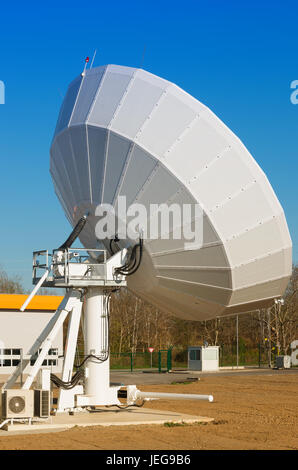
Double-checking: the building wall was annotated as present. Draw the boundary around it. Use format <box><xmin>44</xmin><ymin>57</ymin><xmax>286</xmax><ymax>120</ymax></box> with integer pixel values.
<box><xmin>0</xmin><ymin>310</ymin><xmax>63</xmax><ymax>375</ymax></box>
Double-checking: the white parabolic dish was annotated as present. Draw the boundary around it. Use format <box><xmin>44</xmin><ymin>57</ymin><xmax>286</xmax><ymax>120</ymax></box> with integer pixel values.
<box><xmin>50</xmin><ymin>65</ymin><xmax>292</xmax><ymax>321</ymax></box>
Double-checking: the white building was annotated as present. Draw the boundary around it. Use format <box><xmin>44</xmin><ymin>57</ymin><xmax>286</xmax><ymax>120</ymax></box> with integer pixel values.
<box><xmin>0</xmin><ymin>294</ymin><xmax>63</xmax><ymax>376</ymax></box>
<box><xmin>188</xmin><ymin>346</ymin><xmax>219</xmax><ymax>371</ymax></box>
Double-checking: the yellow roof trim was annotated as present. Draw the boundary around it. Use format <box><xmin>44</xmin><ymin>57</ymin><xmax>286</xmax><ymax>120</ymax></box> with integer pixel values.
<box><xmin>0</xmin><ymin>294</ymin><xmax>63</xmax><ymax>311</ymax></box>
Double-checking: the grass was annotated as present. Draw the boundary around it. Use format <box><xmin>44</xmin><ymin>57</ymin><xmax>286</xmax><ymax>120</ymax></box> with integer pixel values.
<box><xmin>170</xmin><ymin>381</ymin><xmax>193</xmax><ymax>385</ymax></box>
<box><xmin>163</xmin><ymin>420</ymin><xmax>216</xmax><ymax>427</ymax></box>
<box><xmin>163</xmin><ymin>421</ymin><xmax>188</xmax><ymax>427</ymax></box>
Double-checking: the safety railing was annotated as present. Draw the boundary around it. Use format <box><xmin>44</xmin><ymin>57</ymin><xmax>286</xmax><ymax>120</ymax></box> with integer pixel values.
<box><xmin>32</xmin><ymin>248</ymin><xmax>109</xmax><ymax>286</ymax></box>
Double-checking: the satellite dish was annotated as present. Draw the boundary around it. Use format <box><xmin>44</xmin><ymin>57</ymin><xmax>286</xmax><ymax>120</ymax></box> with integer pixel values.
<box><xmin>50</xmin><ymin>64</ymin><xmax>292</xmax><ymax>321</ymax></box>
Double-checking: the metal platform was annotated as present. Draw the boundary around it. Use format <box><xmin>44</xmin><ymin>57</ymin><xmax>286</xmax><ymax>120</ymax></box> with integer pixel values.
<box><xmin>32</xmin><ymin>247</ymin><xmax>127</xmax><ymax>288</ymax></box>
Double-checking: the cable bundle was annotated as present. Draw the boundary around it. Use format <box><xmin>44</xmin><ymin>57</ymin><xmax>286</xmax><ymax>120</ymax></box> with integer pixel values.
<box><xmin>50</xmin><ymin>369</ymin><xmax>84</xmax><ymax>390</ymax></box>
<box><xmin>74</xmin><ymin>352</ymin><xmax>109</xmax><ymax>369</ymax></box>
<box><xmin>51</xmin><ymin>290</ymin><xmax>116</xmax><ymax>390</ymax></box>
<box><xmin>114</xmin><ymin>237</ymin><xmax>143</xmax><ymax>276</ymax></box>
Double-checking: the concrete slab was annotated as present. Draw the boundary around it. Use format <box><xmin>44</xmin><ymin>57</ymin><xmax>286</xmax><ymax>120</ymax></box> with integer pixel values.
<box><xmin>1</xmin><ymin>408</ymin><xmax>213</xmax><ymax>434</ymax></box>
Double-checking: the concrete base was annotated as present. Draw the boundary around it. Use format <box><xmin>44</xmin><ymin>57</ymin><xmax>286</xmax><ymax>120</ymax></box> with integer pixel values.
<box><xmin>1</xmin><ymin>408</ymin><xmax>213</xmax><ymax>434</ymax></box>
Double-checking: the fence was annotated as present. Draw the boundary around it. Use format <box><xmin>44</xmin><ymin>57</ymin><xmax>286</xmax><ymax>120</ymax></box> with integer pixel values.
<box><xmin>73</xmin><ymin>349</ymin><xmax>173</xmax><ymax>373</ymax></box>
<box><xmin>218</xmin><ymin>343</ymin><xmax>275</xmax><ymax>367</ymax></box>
<box><xmin>109</xmin><ymin>349</ymin><xmax>172</xmax><ymax>372</ymax></box>
<box><xmin>74</xmin><ymin>342</ymin><xmax>278</xmax><ymax>373</ymax></box>
<box><xmin>172</xmin><ymin>343</ymin><xmax>277</xmax><ymax>369</ymax></box>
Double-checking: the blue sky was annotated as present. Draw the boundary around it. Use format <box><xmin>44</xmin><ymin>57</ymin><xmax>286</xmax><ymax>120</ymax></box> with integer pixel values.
<box><xmin>0</xmin><ymin>0</ymin><xmax>297</xmax><ymax>291</ymax></box>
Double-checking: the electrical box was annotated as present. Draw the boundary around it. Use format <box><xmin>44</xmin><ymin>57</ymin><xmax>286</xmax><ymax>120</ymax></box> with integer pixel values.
<box><xmin>188</xmin><ymin>346</ymin><xmax>219</xmax><ymax>371</ymax></box>
<box><xmin>275</xmin><ymin>355</ymin><xmax>291</xmax><ymax>369</ymax></box>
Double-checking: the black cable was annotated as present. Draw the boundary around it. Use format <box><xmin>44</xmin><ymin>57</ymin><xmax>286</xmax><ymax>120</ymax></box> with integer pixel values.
<box><xmin>109</xmin><ymin>239</ymin><xmax>115</xmax><ymax>255</ymax></box>
<box><xmin>115</xmin><ymin>237</ymin><xmax>143</xmax><ymax>276</ymax></box>
<box><xmin>58</xmin><ymin>213</ymin><xmax>89</xmax><ymax>251</ymax></box>
<box><xmin>115</xmin><ymin>245</ymin><xmax>137</xmax><ymax>273</ymax></box>
<box><xmin>74</xmin><ymin>353</ymin><xmax>109</xmax><ymax>369</ymax></box>
<box><xmin>73</xmin><ymin>288</ymin><xmax>118</xmax><ymax>371</ymax></box>
<box><xmin>113</xmin><ymin>238</ymin><xmax>140</xmax><ymax>273</ymax></box>
<box><xmin>123</xmin><ymin>240</ymin><xmax>143</xmax><ymax>276</ymax></box>
<box><xmin>113</xmin><ymin>401</ymin><xmax>145</xmax><ymax>409</ymax></box>
<box><xmin>87</xmin><ymin>400</ymin><xmax>145</xmax><ymax>412</ymax></box>
<box><xmin>50</xmin><ymin>369</ymin><xmax>84</xmax><ymax>390</ymax></box>
<box><xmin>109</xmin><ymin>235</ymin><xmax>120</xmax><ymax>255</ymax></box>
<box><xmin>126</xmin><ymin>237</ymin><xmax>143</xmax><ymax>274</ymax></box>
<box><xmin>122</xmin><ymin>243</ymin><xmax>139</xmax><ymax>271</ymax></box>
<box><xmin>52</xmin><ymin>288</ymin><xmax>119</xmax><ymax>390</ymax></box>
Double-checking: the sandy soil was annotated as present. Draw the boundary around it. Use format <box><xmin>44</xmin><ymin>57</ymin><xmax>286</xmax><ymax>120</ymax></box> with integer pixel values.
<box><xmin>0</xmin><ymin>373</ymin><xmax>297</xmax><ymax>450</ymax></box>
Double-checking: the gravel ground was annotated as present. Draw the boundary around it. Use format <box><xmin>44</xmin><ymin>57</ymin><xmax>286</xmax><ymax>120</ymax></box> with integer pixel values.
<box><xmin>0</xmin><ymin>372</ymin><xmax>297</xmax><ymax>450</ymax></box>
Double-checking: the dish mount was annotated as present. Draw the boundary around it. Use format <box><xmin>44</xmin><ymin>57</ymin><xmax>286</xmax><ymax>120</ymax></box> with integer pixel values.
<box><xmin>2</xmin><ymin>229</ymin><xmax>213</xmax><ymax>413</ymax></box>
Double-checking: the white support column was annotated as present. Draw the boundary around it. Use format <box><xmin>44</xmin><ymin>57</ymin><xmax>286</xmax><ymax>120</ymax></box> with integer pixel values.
<box><xmin>61</xmin><ymin>299</ymin><xmax>83</xmax><ymax>383</ymax></box>
<box><xmin>84</xmin><ymin>288</ymin><xmax>109</xmax><ymax>396</ymax></box>
<box><xmin>20</xmin><ymin>269</ymin><xmax>50</xmax><ymax>312</ymax></box>
<box><xmin>57</xmin><ymin>296</ymin><xmax>83</xmax><ymax>412</ymax></box>
<box><xmin>22</xmin><ymin>290</ymin><xmax>81</xmax><ymax>390</ymax></box>
<box><xmin>76</xmin><ymin>287</ymin><xmax>120</xmax><ymax>407</ymax></box>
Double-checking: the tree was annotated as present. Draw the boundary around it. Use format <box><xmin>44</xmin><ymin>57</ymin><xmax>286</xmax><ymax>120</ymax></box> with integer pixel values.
<box><xmin>0</xmin><ymin>268</ymin><xmax>24</xmax><ymax>294</ymax></box>
<box><xmin>271</xmin><ymin>265</ymin><xmax>298</xmax><ymax>354</ymax></box>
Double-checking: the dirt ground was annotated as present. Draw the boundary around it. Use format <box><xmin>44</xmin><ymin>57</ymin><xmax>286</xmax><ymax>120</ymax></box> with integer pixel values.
<box><xmin>0</xmin><ymin>373</ymin><xmax>297</xmax><ymax>450</ymax></box>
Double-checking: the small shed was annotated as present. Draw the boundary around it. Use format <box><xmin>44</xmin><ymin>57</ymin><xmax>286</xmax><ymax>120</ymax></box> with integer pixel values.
<box><xmin>188</xmin><ymin>346</ymin><xmax>219</xmax><ymax>371</ymax></box>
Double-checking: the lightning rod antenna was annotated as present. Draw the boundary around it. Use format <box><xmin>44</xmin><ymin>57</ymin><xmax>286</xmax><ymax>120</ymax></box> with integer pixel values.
<box><xmin>90</xmin><ymin>49</ymin><xmax>97</xmax><ymax>69</ymax></box>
